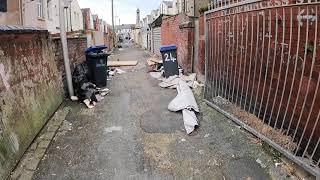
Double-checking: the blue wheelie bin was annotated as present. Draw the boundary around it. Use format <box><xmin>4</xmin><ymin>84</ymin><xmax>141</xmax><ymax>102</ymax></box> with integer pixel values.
<box><xmin>85</xmin><ymin>45</ymin><xmax>109</xmax><ymax>88</ymax></box>
<box><xmin>160</xmin><ymin>45</ymin><xmax>179</xmax><ymax>78</ymax></box>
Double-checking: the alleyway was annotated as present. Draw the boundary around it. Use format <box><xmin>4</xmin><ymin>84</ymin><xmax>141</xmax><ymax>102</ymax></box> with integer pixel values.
<box><xmin>32</xmin><ymin>44</ymin><xmax>289</xmax><ymax>180</ymax></box>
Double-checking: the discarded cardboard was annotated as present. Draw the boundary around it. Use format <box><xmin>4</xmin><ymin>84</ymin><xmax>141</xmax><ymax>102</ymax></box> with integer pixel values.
<box><xmin>147</xmin><ymin>59</ymin><xmax>157</xmax><ymax>66</ymax></box>
<box><xmin>108</xmin><ymin>61</ymin><xmax>138</xmax><ymax>67</ymax></box>
<box><xmin>148</xmin><ymin>57</ymin><xmax>162</xmax><ymax>64</ymax></box>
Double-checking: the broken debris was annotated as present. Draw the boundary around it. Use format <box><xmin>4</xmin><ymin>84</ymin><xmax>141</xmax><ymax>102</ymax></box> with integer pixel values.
<box><xmin>108</xmin><ymin>68</ymin><xmax>126</xmax><ymax>77</ymax></box>
<box><xmin>104</xmin><ymin>126</ymin><xmax>123</xmax><ymax>133</ymax></box>
<box><xmin>182</xmin><ymin>109</ymin><xmax>199</xmax><ymax>134</ymax></box>
<box><xmin>150</xmin><ymin>70</ymin><xmax>202</xmax><ymax>89</ymax></box>
<box><xmin>168</xmin><ymin>80</ymin><xmax>199</xmax><ymax>113</ymax></box>
<box><xmin>168</xmin><ymin>80</ymin><xmax>200</xmax><ymax>134</ymax></box>
<box><xmin>146</xmin><ymin>55</ymin><xmax>202</xmax><ymax>134</ymax></box>
<box><xmin>108</xmin><ymin>60</ymin><xmax>138</xmax><ymax>67</ymax></box>
<box><xmin>72</xmin><ymin>63</ymin><xmax>111</xmax><ymax>109</ymax></box>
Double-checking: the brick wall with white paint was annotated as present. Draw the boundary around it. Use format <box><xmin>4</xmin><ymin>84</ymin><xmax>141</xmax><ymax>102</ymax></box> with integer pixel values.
<box><xmin>0</xmin><ymin>30</ymin><xmax>63</xmax><ymax>179</ymax></box>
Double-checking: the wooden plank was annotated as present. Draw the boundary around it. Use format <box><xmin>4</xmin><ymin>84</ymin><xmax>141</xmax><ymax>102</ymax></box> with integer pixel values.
<box><xmin>148</xmin><ymin>57</ymin><xmax>163</xmax><ymax>64</ymax></box>
<box><xmin>147</xmin><ymin>59</ymin><xmax>156</xmax><ymax>66</ymax></box>
<box><xmin>107</xmin><ymin>61</ymin><xmax>138</xmax><ymax>67</ymax></box>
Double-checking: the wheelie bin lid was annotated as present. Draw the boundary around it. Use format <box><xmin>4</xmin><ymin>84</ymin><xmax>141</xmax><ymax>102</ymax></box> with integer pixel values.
<box><xmin>160</xmin><ymin>45</ymin><xmax>177</xmax><ymax>52</ymax></box>
<box><xmin>85</xmin><ymin>45</ymin><xmax>108</xmax><ymax>54</ymax></box>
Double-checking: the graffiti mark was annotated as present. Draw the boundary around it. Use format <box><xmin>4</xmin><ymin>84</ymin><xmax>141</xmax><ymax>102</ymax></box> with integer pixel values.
<box><xmin>297</xmin><ymin>9</ymin><xmax>317</xmax><ymax>27</ymax></box>
<box><xmin>0</xmin><ymin>64</ymin><xmax>10</xmax><ymax>91</ymax></box>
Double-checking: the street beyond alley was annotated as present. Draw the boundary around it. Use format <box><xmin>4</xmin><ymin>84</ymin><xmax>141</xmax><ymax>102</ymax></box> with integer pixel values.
<box><xmin>29</xmin><ymin>44</ymin><xmax>292</xmax><ymax>180</ymax></box>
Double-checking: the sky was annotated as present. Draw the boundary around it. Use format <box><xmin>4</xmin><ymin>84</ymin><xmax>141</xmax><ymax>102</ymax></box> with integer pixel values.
<box><xmin>78</xmin><ymin>0</ymin><xmax>162</xmax><ymax>25</ymax></box>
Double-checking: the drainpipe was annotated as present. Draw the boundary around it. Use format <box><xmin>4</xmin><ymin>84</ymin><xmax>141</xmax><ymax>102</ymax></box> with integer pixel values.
<box><xmin>65</xmin><ymin>7</ymin><xmax>69</xmax><ymax>32</ymax></box>
<box><xmin>59</xmin><ymin>0</ymin><xmax>74</xmax><ymax>97</ymax></box>
<box><xmin>69</xmin><ymin>5</ymin><xmax>72</xmax><ymax>31</ymax></box>
<box><xmin>193</xmin><ymin>0</ymin><xmax>195</xmax><ymax>17</ymax></box>
<box><xmin>19</xmin><ymin>0</ymin><xmax>23</xmax><ymax>25</ymax></box>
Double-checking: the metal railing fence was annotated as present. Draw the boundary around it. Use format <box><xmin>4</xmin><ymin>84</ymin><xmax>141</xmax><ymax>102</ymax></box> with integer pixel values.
<box><xmin>204</xmin><ymin>0</ymin><xmax>320</xmax><ymax>177</ymax></box>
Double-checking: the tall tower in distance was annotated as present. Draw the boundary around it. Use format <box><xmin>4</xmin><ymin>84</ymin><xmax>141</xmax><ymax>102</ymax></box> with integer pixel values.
<box><xmin>136</xmin><ymin>8</ymin><xmax>140</xmax><ymax>27</ymax></box>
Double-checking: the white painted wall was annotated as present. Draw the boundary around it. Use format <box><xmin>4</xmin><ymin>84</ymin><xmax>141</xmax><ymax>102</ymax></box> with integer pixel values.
<box><xmin>65</xmin><ymin>0</ymin><xmax>83</xmax><ymax>32</ymax></box>
<box><xmin>23</xmin><ymin>0</ymin><xmax>48</xmax><ymax>29</ymax></box>
<box><xmin>159</xmin><ymin>2</ymin><xmax>175</xmax><ymax>15</ymax></box>
<box><xmin>92</xmin><ymin>31</ymin><xmax>104</xmax><ymax>45</ymax></box>
<box><xmin>88</xmin><ymin>12</ymin><xmax>94</xmax><ymax>30</ymax></box>
<box><xmin>173</xmin><ymin>0</ymin><xmax>180</xmax><ymax>14</ymax></box>
<box><xmin>47</xmin><ymin>0</ymin><xmax>83</xmax><ymax>33</ymax></box>
<box><xmin>172</xmin><ymin>0</ymin><xmax>195</xmax><ymax>16</ymax></box>
<box><xmin>47</xmin><ymin>0</ymin><xmax>60</xmax><ymax>33</ymax></box>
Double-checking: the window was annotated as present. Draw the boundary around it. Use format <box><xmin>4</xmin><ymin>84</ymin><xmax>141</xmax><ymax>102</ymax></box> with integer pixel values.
<box><xmin>37</xmin><ymin>0</ymin><xmax>44</xmax><ymax>18</ymax></box>
<box><xmin>0</xmin><ymin>0</ymin><xmax>7</xmax><ymax>12</ymax></box>
<box><xmin>47</xmin><ymin>0</ymin><xmax>51</xmax><ymax>20</ymax></box>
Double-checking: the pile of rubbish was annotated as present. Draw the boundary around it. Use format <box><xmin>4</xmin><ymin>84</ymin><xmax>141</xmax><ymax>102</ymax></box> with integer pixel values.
<box><xmin>72</xmin><ymin>62</ymin><xmax>111</xmax><ymax>109</ymax></box>
<box><xmin>148</xmin><ymin>57</ymin><xmax>204</xmax><ymax>134</ymax></box>
<box><xmin>72</xmin><ymin>62</ymin><xmax>126</xmax><ymax>109</ymax></box>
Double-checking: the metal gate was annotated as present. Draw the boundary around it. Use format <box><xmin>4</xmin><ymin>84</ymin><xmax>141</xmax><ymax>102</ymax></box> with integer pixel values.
<box><xmin>204</xmin><ymin>0</ymin><xmax>320</xmax><ymax>177</ymax></box>
<box><xmin>152</xmin><ymin>27</ymin><xmax>162</xmax><ymax>56</ymax></box>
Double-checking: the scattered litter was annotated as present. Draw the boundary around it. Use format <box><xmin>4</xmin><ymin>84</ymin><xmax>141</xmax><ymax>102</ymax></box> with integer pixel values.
<box><xmin>150</xmin><ymin>72</ymin><xmax>163</xmax><ymax>79</ymax></box>
<box><xmin>199</xmin><ymin>150</ymin><xmax>205</xmax><ymax>155</ymax></box>
<box><xmin>159</xmin><ymin>75</ymin><xmax>180</xmax><ymax>88</ymax></box>
<box><xmin>146</xmin><ymin>56</ymin><xmax>164</xmax><ymax>72</ymax></box>
<box><xmin>256</xmin><ymin>158</ymin><xmax>267</xmax><ymax>168</ymax></box>
<box><xmin>60</xmin><ymin>120</ymin><xmax>73</xmax><ymax>131</ymax></box>
<box><xmin>115</xmin><ymin>68</ymin><xmax>126</xmax><ymax>74</ymax></box>
<box><xmin>72</xmin><ymin>63</ymin><xmax>110</xmax><ymax>109</ymax></box>
<box><xmin>147</xmin><ymin>56</ymin><xmax>202</xmax><ymax>134</ymax></box>
<box><xmin>108</xmin><ymin>68</ymin><xmax>126</xmax><ymax>77</ymax></box>
<box><xmin>148</xmin><ymin>57</ymin><xmax>162</xmax><ymax>64</ymax></box>
<box><xmin>192</xmin><ymin>81</ymin><xmax>205</xmax><ymax>89</ymax></box>
<box><xmin>204</xmin><ymin>134</ymin><xmax>210</xmax><ymax>138</ymax></box>
<box><xmin>168</xmin><ymin>80</ymin><xmax>199</xmax><ymax>113</ymax></box>
<box><xmin>150</xmin><ymin>71</ymin><xmax>202</xmax><ymax>90</ymax></box>
<box><xmin>275</xmin><ymin>162</ymin><xmax>283</xmax><ymax>167</ymax></box>
<box><xmin>168</xmin><ymin>80</ymin><xmax>200</xmax><ymax>134</ymax></box>
<box><xmin>182</xmin><ymin>109</ymin><xmax>199</xmax><ymax>134</ymax></box>
<box><xmin>147</xmin><ymin>59</ymin><xmax>157</xmax><ymax>66</ymax></box>
<box><xmin>181</xmin><ymin>139</ymin><xmax>186</xmax><ymax>142</ymax></box>
<box><xmin>70</xmin><ymin>96</ymin><xmax>79</xmax><ymax>101</ymax></box>
<box><xmin>108</xmin><ymin>60</ymin><xmax>138</xmax><ymax>67</ymax></box>
<box><xmin>180</xmin><ymin>73</ymin><xmax>196</xmax><ymax>82</ymax></box>
<box><xmin>104</xmin><ymin>126</ymin><xmax>123</xmax><ymax>133</ymax></box>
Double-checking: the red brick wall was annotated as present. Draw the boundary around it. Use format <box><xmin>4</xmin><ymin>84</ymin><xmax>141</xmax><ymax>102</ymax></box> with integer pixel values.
<box><xmin>105</xmin><ymin>33</ymin><xmax>113</xmax><ymax>50</ymax></box>
<box><xmin>82</xmin><ymin>9</ymin><xmax>91</xmax><ymax>30</ymax></box>
<box><xmin>53</xmin><ymin>37</ymin><xmax>87</xmax><ymax>91</ymax></box>
<box><xmin>196</xmin><ymin>14</ymin><xmax>205</xmax><ymax>76</ymax></box>
<box><xmin>0</xmin><ymin>31</ymin><xmax>63</xmax><ymax>179</ymax></box>
<box><xmin>161</xmin><ymin>14</ymin><xmax>195</xmax><ymax>73</ymax></box>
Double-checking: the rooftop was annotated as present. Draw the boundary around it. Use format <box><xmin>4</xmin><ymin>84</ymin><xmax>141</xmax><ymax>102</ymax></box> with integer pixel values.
<box><xmin>0</xmin><ymin>25</ymin><xmax>46</xmax><ymax>33</ymax></box>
